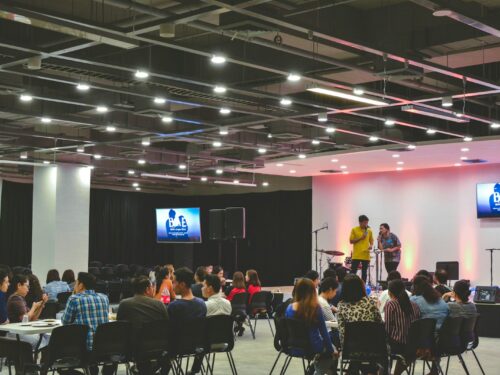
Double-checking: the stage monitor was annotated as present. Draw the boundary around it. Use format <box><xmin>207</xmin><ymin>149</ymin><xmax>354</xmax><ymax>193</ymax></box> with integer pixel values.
<box><xmin>156</xmin><ymin>208</ymin><xmax>202</xmax><ymax>243</ymax></box>
<box><xmin>474</xmin><ymin>286</ymin><xmax>497</xmax><ymax>304</ymax></box>
<box><xmin>476</xmin><ymin>183</ymin><xmax>500</xmax><ymax>218</ymax></box>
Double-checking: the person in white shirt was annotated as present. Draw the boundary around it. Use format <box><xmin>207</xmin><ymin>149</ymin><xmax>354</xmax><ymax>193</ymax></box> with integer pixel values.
<box><xmin>318</xmin><ymin>277</ymin><xmax>339</xmax><ymax>321</ymax></box>
<box><xmin>203</xmin><ymin>274</ymin><xmax>232</xmax><ymax>316</ymax></box>
<box><xmin>379</xmin><ymin>270</ymin><xmax>411</xmax><ymax>320</ymax></box>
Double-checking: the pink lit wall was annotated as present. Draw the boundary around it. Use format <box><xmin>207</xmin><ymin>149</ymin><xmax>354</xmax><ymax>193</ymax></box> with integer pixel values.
<box><xmin>312</xmin><ymin>163</ymin><xmax>500</xmax><ymax>285</ymax></box>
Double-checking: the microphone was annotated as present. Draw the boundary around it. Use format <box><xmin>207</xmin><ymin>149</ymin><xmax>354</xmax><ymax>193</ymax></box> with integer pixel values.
<box><xmin>323</xmin><ymin>222</ymin><xmax>329</xmax><ymax>230</ymax></box>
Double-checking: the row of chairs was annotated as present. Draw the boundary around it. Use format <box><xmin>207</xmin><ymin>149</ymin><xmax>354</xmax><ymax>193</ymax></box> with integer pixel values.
<box><xmin>0</xmin><ymin>315</ymin><xmax>238</xmax><ymax>375</ymax></box>
<box><xmin>230</xmin><ymin>291</ymin><xmax>276</xmax><ymax>340</ymax></box>
<box><xmin>270</xmin><ymin>315</ymin><xmax>484</xmax><ymax>375</ymax></box>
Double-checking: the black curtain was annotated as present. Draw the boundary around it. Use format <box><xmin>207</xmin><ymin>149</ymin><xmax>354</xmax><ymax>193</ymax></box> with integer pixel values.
<box><xmin>90</xmin><ymin>189</ymin><xmax>312</xmax><ymax>286</ymax></box>
<box><xmin>0</xmin><ymin>181</ymin><xmax>33</xmax><ymax>266</ymax></box>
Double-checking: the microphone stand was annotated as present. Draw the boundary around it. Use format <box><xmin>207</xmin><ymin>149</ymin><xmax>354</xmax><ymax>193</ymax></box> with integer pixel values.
<box><xmin>312</xmin><ymin>225</ymin><xmax>328</xmax><ymax>272</ymax></box>
<box><xmin>485</xmin><ymin>248</ymin><xmax>500</xmax><ymax>286</ymax></box>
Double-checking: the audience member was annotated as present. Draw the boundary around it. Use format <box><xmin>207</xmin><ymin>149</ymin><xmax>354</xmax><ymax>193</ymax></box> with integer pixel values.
<box><xmin>191</xmin><ymin>266</ymin><xmax>207</xmax><ymax>299</ymax></box>
<box><xmin>212</xmin><ymin>265</ymin><xmax>227</xmax><ymax>288</ymax></box>
<box><xmin>44</xmin><ymin>269</ymin><xmax>71</xmax><ymax>301</ymax></box>
<box><xmin>203</xmin><ymin>274</ymin><xmax>231</xmax><ymax>316</ymax></box>
<box><xmin>154</xmin><ymin>266</ymin><xmax>176</xmax><ymax>303</ymax></box>
<box><xmin>410</xmin><ymin>276</ymin><xmax>449</xmax><ymax>330</ymax></box>
<box><xmin>384</xmin><ymin>280</ymin><xmax>420</xmax><ymax>375</ymax></box>
<box><xmin>0</xmin><ymin>269</ymin><xmax>9</xmax><ymax>324</ymax></box>
<box><xmin>443</xmin><ymin>280</ymin><xmax>477</xmax><ymax>318</ymax></box>
<box><xmin>205</xmin><ymin>265</ymin><xmax>213</xmax><ymax>274</ymax></box>
<box><xmin>331</xmin><ymin>267</ymin><xmax>347</xmax><ymax>307</ymax></box>
<box><xmin>25</xmin><ymin>274</ymin><xmax>45</xmax><ymax>309</ymax></box>
<box><xmin>434</xmin><ymin>269</ymin><xmax>452</xmax><ymax>296</ymax></box>
<box><xmin>246</xmin><ymin>269</ymin><xmax>262</xmax><ymax>303</ymax></box>
<box><xmin>285</xmin><ymin>278</ymin><xmax>337</xmax><ymax>375</ymax></box>
<box><xmin>62</xmin><ymin>269</ymin><xmax>76</xmax><ymax>290</ymax></box>
<box><xmin>378</xmin><ymin>271</ymin><xmax>411</xmax><ymax>319</ymax></box>
<box><xmin>322</xmin><ymin>268</ymin><xmax>337</xmax><ymax>281</ymax></box>
<box><xmin>304</xmin><ymin>270</ymin><xmax>320</xmax><ymax>289</ymax></box>
<box><xmin>318</xmin><ymin>277</ymin><xmax>338</xmax><ymax>321</ymax></box>
<box><xmin>225</xmin><ymin>271</ymin><xmax>246</xmax><ymax>301</ymax></box>
<box><xmin>415</xmin><ymin>269</ymin><xmax>432</xmax><ymax>282</ymax></box>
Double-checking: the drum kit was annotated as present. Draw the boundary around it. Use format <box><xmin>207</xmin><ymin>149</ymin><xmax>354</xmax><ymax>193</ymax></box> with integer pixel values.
<box><xmin>315</xmin><ymin>249</ymin><xmax>378</xmax><ymax>281</ymax></box>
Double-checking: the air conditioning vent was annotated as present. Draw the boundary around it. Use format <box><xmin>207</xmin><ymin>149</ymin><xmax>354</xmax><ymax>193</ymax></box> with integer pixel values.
<box><xmin>320</xmin><ymin>169</ymin><xmax>342</xmax><ymax>173</ymax></box>
<box><xmin>463</xmin><ymin>159</ymin><xmax>487</xmax><ymax>164</ymax></box>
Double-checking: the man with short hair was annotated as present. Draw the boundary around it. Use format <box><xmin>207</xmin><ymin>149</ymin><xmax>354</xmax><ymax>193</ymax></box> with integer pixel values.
<box><xmin>349</xmin><ymin>214</ymin><xmax>374</xmax><ymax>283</ymax></box>
<box><xmin>434</xmin><ymin>269</ymin><xmax>452</xmax><ymax>296</ymax></box>
<box><xmin>318</xmin><ymin>277</ymin><xmax>339</xmax><ymax>320</ymax></box>
<box><xmin>192</xmin><ymin>266</ymin><xmax>207</xmax><ymax>299</ymax></box>
<box><xmin>203</xmin><ymin>274</ymin><xmax>231</xmax><ymax>316</ymax></box>
<box><xmin>304</xmin><ymin>270</ymin><xmax>320</xmax><ymax>289</ymax></box>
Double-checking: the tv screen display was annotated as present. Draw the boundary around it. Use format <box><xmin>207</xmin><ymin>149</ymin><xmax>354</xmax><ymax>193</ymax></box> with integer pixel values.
<box><xmin>156</xmin><ymin>208</ymin><xmax>202</xmax><ymax>243</ymax></box>
<box><xmin>476</xmin><ymin>183</ymin><xmax>500</xmax><ymax>218</ymax></box>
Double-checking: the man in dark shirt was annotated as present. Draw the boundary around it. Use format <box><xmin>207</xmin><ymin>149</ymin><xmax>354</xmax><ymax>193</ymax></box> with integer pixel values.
<box><xmin>434</xmin><ymin>269</ymin><xmax>452</xmax><ymax>296</ymax></box>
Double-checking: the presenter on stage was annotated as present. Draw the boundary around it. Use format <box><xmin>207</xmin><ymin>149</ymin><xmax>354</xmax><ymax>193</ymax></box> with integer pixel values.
<box><xmin>349</xmin><ymin>215</ymin><xmax>373</xmax><ymax>282</ymax></box>
<box><xmin>377</xmin><ymin>223</ymin><xmax>401</xmax><ymax>273</ymax></box>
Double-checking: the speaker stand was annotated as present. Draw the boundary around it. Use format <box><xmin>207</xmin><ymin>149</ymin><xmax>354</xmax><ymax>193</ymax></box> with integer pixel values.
<box><xmin>234</xmin><ymin>239</ymin><xmax>238</xmax><ymax>273</ymax></box>
<box><xmin>218</xmin><ymin>241</ymin><xmax>222</xmax><ymax>266</ymax></box>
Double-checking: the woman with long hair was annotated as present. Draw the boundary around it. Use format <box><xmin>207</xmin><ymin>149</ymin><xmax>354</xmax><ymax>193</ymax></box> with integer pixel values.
<box><xmin>245</xmin><ymin>269</ymin><xmax>261</xmax><ymax>302</ymax></box>
<box><xmin>62</xmin><ymin>269</ymin><xmax>76</xmax><ymax>290</ymax></box>
<box><xmin>411</xmin><ymin>276</ymin><xmax>449</xmax><ymax>330</ymax></box>
<box><xmin>385</xmin><ymin>279</ymin><xmax>421</xmax><ymax>375</ymax></box>
<box><xmin>154</xmin><ymin>266</ymin><xmax>176</xmax><ymax>303</ymax></box>
<box><xmin>44</xmin><ymin>269</ymin><xmax>71</xmax><ymax>301</ymax></box>
<box><xmin>25</xmin><ymin>274</ymin><xmax>45</xmax><ymax>308</ymax></box>
<box><xmin>285</xmin><ymin>278</ymin><xmax>337</xmax><ymax>374</ymax></box>
<box><xmin>226</xmin><ymin>271</ymin><xmax>246</xmax><ymax>301</ymax></box>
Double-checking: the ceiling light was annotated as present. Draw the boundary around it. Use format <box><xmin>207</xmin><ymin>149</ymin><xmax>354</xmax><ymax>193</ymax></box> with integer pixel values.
<box><xmin>298</xmin><ymin>154</ymin><xmax>306</xmax><ymax>159</ymax></box>
<box><xmin>213</xmin><ymin>141</ymin><xmax>222</xmax><ymax>147</ymax></box>
<box><xmin>96</xmin><ymin>105</ymin><xmax>108</xmax><ymax>113</ymax></box>
<box><xmin>134</xmin><ymin>69</ymin><xmax>149</xmax><ymax>79</ymax></box>
<box><xmin>311</xmin><ymin>139</ymin><xmax>320</xmax><ymax>145</ymax></box>
<box><xmin>331</xmin><ymin>159</ymin><xmax>338</xmax><ymax>163</ymax></box>
<box><xmin>138</xmin><ymin>159</ymin><xmax>146</xmax><ymax>165</ymax></box>
<box><xmin>132</xmin><ymin>182</ymin><xmax>139</xmax><ymax>187</ymax></box>
<box><xmin>215</xmin><ymin>168</ymin><xmax>223</xmax><ymax>174</ymax></box>
<box><xmin>262</xmin><ymin>182</ymin><xmax>269</xmax><ymax>187</ymax></box>
<box><xmin>342</xmin><ymin>171</ymin><xmax>349</xmax><ymax>175</ymax></box>
<box><xmin>340</xmin><ymin>165</ymin><xmax>347</xmax><ymax>169</ymax></box>
<box><xmin>461</xmin><ymin>148</ymin><xmax>469</xmax><ymax>152</ymax></box>
<box><xmin>76</xmin><ymin>83</ymin><xmax>90</xmax><ymax>91</ymax></box>
<box><xmin>396</xmin><ymin>167</ymin><xmax>403</xmax><ymax>171</ymax></box>
<box><xmin>267</xmin><ymin>133</ymin><xmax>273</xmax><ymax>138</ymax></box>
<box><xmin>94</xmin><ymin>154</ymin><xmax>102</xmax><ymax>159</ymax></box>
<box><xmin>460</xmin><ymin>156</ymin><xmax>467</xmax><ymax>160</ymax></box>
<box><xmin>407</xmin><ymin>144</ymin><xmax>416</xmax><ymax>150</ymax></box>
<box><xmin>276</xmin><ymin>163</ymin><xmax>283</xmax><ymax>167</ymax></box>
<box><xmin>141</xmin><ymin>173</ymin><xmax>191</xmax><ymax>181</ymax></box>
<box><xmin>106</xmin><ymin>125</ymin><xmax>116</xmax><ymax>132</ymax></box>
<box><xmin>154</xmin><ymin>97</ymin><xmax>166</xmax><ymax>104</ymax></box>
<box><xmin>43</xmin><ymin>160</ymin><xmax>50</xmax><ymax>165</ymax></box>
<box><xmin>369</xmin><ymin>136</ymin><xmax>379</xmax><ymax>142</ymax></box>
<box><xmin>353</xmin><ymin>87</ymin><xmax>365</xmax><ymax>96</ymax></box>
<box><xmin>326</xmin><ymin>127</ymin><xmax>336</xmax><ymax>133</ymax></box>
<box><xmin>401</xmin><ymin>105</ymin><xmax>469</xmax><ymax>123</ymax></box>
<box><xmin>213</xmin><ymin>85</ymin><xmax>227</xmax><ymax>94</ymax></box>
<box><xmin>454</xmin><ymin>163</ymin><xmax>461</xmax><ymax>167</ymax></box>
<box><xmin>214</xmin><ymin>180</ymin><xmax>257</xmax><ymax>187</ymax></box>
<box><xmin>179</xmin><ymin>164</ymin><xmax>187</xmax><ymax>170</ymax></box>
<box><xmin>397</xmin><ymin>161</ymin><xmax>404</xmax><ymax>165</ymax></box>
<box><xmin>135</xmin><ymin>187</ymin><xmax>141</xmax><ymax>191</ymax></box>
<box><xmin>280</xmin><ymin>98</ymin><xmax>292</xmax><ymax>106</ymax></box>
<box><xmin>318</xmin><ymin>113</ymin><xmax>328</xmax><ymax>122</ymax></box>
<box><xmin>219</xmin><ymin>107</ymin><xmax>231</xmax><ymax>115</ymax></box>
<box><xmin>491</xmin><ymin>122</ymin><xmax>500</xmax><ymax>129</ymax></box>
<box><xmin>161</xmin><ymin>115</ymin><xmax>173</xmax><ymax>123</ymax></box>
<box><xmin>76</xmin><ymin>145</ymin><xmax>85</xmax><ymax>153</ymax></box>
<box><xmin>384</xmin><ymin>119</ymin><xmax>395</xmax><ymax>126</ymax></box>
<box><xmin>463</xmin><ymin>136</ymin><xmax>473</xmax><ymax>142</ymax></box>
<box><xmin>289</xmin><ymin>169</ymin><xmax>296</xmax><ymax>174</ymax></box>
<box><xmin>20</xmin><ymin>94</ymin><xmax>33</xmax><ymax>102</ymax></box>
<box><xmin>442</xmin><ymin>96</ymin><xmax>453</xmax><ymax>107</ymax></box>
<box><xmin>454</xmin><ymin>112</ymin><xmax>464</xmax><ymax>118</ymax></box>
<box><xmin>233</xmin><ymin>179</ymin><xmax>239</xmax><ymax>184</ymax></box>
<box><xmin>211</xmin><ymin>54</ymin><xmax>226</xmax><ymax>64</ymax></box>
<box><xmin>219</xmin><ymin>126</ymin><xmax>228</xmax><ymax>135</ymax></box>
<box><xmin>258</xmin><ymin>148</ymin><xmax>267</xmax><ymax>154</ymax></box>
<box><xmin>426</xmin><ymin>128</ymin><xmax>437</xmax><ymax>134</ymax></box>
<box><xmin>41</xmin><ymin>117</ymin><xmax>52</xmax><ymax>124</ymax></box>
<box><xmin>20</xmin><ymin>152</ymin><xmax>28</xmax><ymax>159</ymax></box>
<box><xmin>287</xmin><ymin>73</ymin><xmax>301</xmax><ymax>82</ymax></box>
<box><xmin>433</xmin><ymin>9</ymin><xmax>453</xmax><ymax>17</ymax></box>
<box><xmin>141</xmin><ymin>137</ymin><xmax>151</xmax><ymax>146</ymax></box>
<box><xmin>128</xmin><ymin>170</ymin><xmax>135</xmax><ymax>175</ymax></box>
<box><xmin>392</xmin><ymin>154</ymin><xmax>400</xmax><ymax>158</ymax></box>
<box><xmin>308</xmin><ymin>87</ymin><xmax>388</xmax><ymax>106</ymax></box>
<box><xmin>201</xmin><ymin>176</ymin><xmax>208</xmax><ymax>182</ymax></box>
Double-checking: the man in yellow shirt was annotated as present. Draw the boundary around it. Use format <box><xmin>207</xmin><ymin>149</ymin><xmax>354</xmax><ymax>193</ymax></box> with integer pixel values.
<box><xmin>349</xmin><ymin>215</ymin><xmax>373</xmax><ymax>282</ymax></box>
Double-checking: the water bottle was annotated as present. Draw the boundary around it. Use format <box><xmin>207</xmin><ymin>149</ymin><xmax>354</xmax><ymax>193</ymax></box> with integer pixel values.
<box><xmin>161</xmin><ymin>287</ymin><xmax>170</xmax><ymax>304</ymax></box>
<box><xmin>22</xmin><ymin>314</ymin><xmax>29</xmax><ymax>323</ymax></box>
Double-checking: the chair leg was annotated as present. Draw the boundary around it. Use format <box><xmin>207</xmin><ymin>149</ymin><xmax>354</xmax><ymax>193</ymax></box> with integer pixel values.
<box><xmin>269</xmin><ymin>351</ymin><xmax>282</xmax><ymax>375</ymax></box>
<box><xmin>445</xmin><ymin>356</ymin><xmax>450</xmax><ymax>375</ymax></box>
<box><xmin>266</xmin><ymin>313</ymin><xmax>275</xmax><ymax>337</ymax></box>
<box><xmin>227</xmin><ymin>352</ymin><xmax>237</xmax><ymax>375</ymax></box>
<box><xmin>457</xmin><ymin>355</ymin><xmax>470</xmax><ymax>375</ymax></box>
<box><xmin>471</xmin><ymin>350</ymin><xmax>486</xmax><ymax>375</ymax></box>
<box><xmin>247</xmin><ymin>316</ymin><xmax>256</xmax><ymax>339</ymax></box>
<box><xmin>279</xmin><ymin>356</ymin><xmax>292</xmax><ymax>375</ymax></box>
<box><xmin>253</xmin><ymin>316</ymin><xmax>258</xmax><ymax>337</ymax></box>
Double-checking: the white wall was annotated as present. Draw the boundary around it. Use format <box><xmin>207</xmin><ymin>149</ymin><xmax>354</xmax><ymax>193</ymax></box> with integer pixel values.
<box><xmin>313</xmin><ymin>163</ymin><xmax>500</xmax><ymax>286</ymax></box>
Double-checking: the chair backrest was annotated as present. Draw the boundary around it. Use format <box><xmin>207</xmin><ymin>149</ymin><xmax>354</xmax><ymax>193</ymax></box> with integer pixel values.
<box><xmin>273</xmin><ymin>315</ymin><xmax>289</xmax><ymax>352</ymax></box>
<box><xmin>121</xmin><ymin>279</ymin><xmax>133</xmax><ymax>299</ymax></box>
<box><xmin>134</xmin><ymin>320</ymin><xmax>170</xmax><ymax>361</ymax></box>
<box><xmin>88</xmin><ymin>267</ymin><xmax>101</xmax><ymax>278</ymax></box>
<box><xmin>343</xmin><ymin>321</ymin><xmax>388</xmax><ymax>360</ymax></box>
<box><xmin>45</xmin><ymin>324</ymin><xmax>89</xmax><ymax>367</ymax></box>
<box><xmin>404</xmin><ymin>318</ymin><xmax>437</xmax><ymax>361</ymax></box>
<box><xmin>460</xmin><ymin>315</ymin><xmax>478</xmax><ymax>351</ymax></box>
<box><xmin>39</xmin><ymin>300</ymin><xmax>60</xmax><ymax>319</ymax></box>
<box><xmin>230</xmin><ymin>292</ymin><xmax>248</xmax><ymax>314</ymax></box>
<box><xmin>91</xmin><ymin>321</ymin><xmax>133</xmax><ymax>363</ymax></box>
<box><xmin>436</xmin><ymin>317</ymin><xmax>464</xmax><ymax>356</ymax></box>
<box><xmin>107</xmin><ymin>281</ymin><xmax>122</xmax><ymax>303</ymax></box>
<box><xmin>284</xmin><ymin>318</ymin><xmax>315</xmax><ymax>358</ymax></box>
<box><xmin>57</xmin><ymin>291</ymin><xmax>72</xmax><ymax>306</ymax></box>
<box><xmin>206</xmin><ymin>315</ymin><xmax>235</xmax><ymax>352</ymax></box>
<box><xmin>472</xmin><ymin>314</ymin><xmax>480</xmax><ymax>349</ymax></box>
<box><xmin>89</xmin><ymin>261</ymin><xmax>103</xmax><ymax>268</ymax></box>
<box><xmin>249</xmin><ymin>291</ymin><xmax>270</xmax><ymax>311</ymax></box>
<box><xmin>170</xmin><ymin>318</ymin><xmax>207</xmax><ymax>355</ymax></box>
<box><xmin>0</xmin><ymin>337</ymin><xmax>34</xmax><ymax>372</ymax></box>
<box><xmin>100</xmin><ymin>267</ymin><xmax>115</xmax><ymax>281</ymax></box>
<box><xmin>95</xmin><ymin>280</ymin><xmax>108</xmax><ymax>294</ymax></box>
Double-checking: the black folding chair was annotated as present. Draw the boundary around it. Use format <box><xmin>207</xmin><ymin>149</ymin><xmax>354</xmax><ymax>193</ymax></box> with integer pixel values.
<box><xmin>89</xmin><ymin>261</ymin><xmax>103</xmax><ymax>268</ymax></box>
<box><xmin>170</xmin><ymin>318</ymin><xmax>207</xmax><ymax>375</ymax></box>
<box><xmin>269</xmin><ymin>314</ymin><xmax>290</xmax><ymax>374</ymax></box>
<box><xmin>132</xmin><ymin>320</ymin><xmax>171</xmax><ymax>375</ymax></box>
<box><xmin>436</xmin><ymin>317</ymin><xmax>468</xmax><ymax>375</ymax></box>
<box><xmin>95</xmin><ymin>280</ymin><xmax>108</xmax><ymax>295</ymax></box>
<box><xmin>280</xmin><ymin>318</ymin><xmax>319</xmax><ymax>374</ymax></box>
<box><xmin>57</xmin><ymin>292</ymin><xmax>72</xmax><ymax>308</ymax></box>
<box><xmin>397</xmin><ymin>318</ymin><xmax>437</xmax><ymax>375</ymax></box>
<box><xmin>230</xmin><ymin>292</ymin><xmax>251</xmax><ymax>338</ymax></box>
<box><xmin>340</xmin><ymin>321</ymin><xmax>389</xmax><ymax>375</ymax></box>
<box><xmin>461</xmin><ymin>314</ymin><xmax>485</xmax><ymax>375</ymax></box>
<box><xmin>248</xmin><ymin>291</ymin><xmax>274</xmax><ymax>339</ymax></box>
<box><xmin>39</xmin><ymin>301</ymin><xmax>60</xmax><ymax>320</ymax></box>
<box><xmin>107</xmin><ymin>280</ymin><xmax>122</xmax><ymax>304</ymax></box>
<box><xmin>90</xmin><ymin>321</ymin><xmax>133</xmax><ymax>374</ymax></box>
<box><xmin>205</xmin><ymin>315</ymin><xmax>237</xmax><ymax>375</ymax></box>
<box><xmin>40</xmin><ymin>324</ymin><xmax>91</xmax><ymax>375</ymax></box>
<box><xmin>121</xmin><ymin>279</ymin><xmax>133</xmax><ymax>300</ymax></box>
<box><xmin>0</xmin><ymin>337</ymin><xmax>36</xmax><ymax>375</ymax></box>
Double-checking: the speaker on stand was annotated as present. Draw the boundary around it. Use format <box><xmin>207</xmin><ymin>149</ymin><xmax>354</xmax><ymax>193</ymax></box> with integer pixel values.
<box><xmin>225</xmin><ymin>207</ymin><xmax>246</xmax><ymax>272</ymax></box>
<box><xmin>209</xmin><ymin>209</ymin><xmax>225</xmax><ymax>265</ymax></box>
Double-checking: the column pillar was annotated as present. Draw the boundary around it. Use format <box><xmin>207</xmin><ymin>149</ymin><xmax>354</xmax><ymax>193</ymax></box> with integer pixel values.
<box><xmin>31</xmin><ymin>164</ymin><xmax>91</xmax><ymax>279</ymax></box>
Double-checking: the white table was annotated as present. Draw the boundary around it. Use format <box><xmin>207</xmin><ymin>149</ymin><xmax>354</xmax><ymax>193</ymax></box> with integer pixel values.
<box><xmin>325</xmin><ymin>320</ymin><xmax>338</xmax><ymax>329</ymax></box>
<box><xmin>0</xmin><ymin>320</ymin><xmax>62</xmax><ymax>335</ymax></box>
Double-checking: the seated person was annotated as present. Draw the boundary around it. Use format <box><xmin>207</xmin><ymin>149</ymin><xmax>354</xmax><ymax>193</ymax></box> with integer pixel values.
<box><xmin>443</xmin><ymin>279</ymin><xmax>477</xmax><ymax>318</ymax></box>
<box><xmin>330</xmin><ymin>267</ymin><xmax>346</xmax><ymax>307</ymax></box>
<box><xmin>191</xmin><ymin>266</ymin><xmax>207</xmax><ymax>300</ymax></box>
<box><xmin>378</xmin><ymin>271</ymin><xmax>411</xmax><ymax>320</ymax></box>
<box><xmin>225</xmin><ymin>271</ymin><xmax>246</xmax><ymax>301</ymax></box>
<box><xmin>318</xmin><ymin>277</ymin><xmax>338</xmax><ymax>320</ymax></box>
<box><xmin>43</xmin><ymin>269</ymin><xmax>71</xmax><ymax>301</ymax></box>
<box><xmin>203</xmin><ymin>274</ymin><xmax>232</xmax><ymax>316</ymax></box>
<box><xmin>304</xmin><ymin>270</ymin><xmax>320</xmax><ymax>289</ymax></box>
<box><xmin>434</xmin><ymin>269</ymin><xmax>452</xmax><ymax>296</ymax></box>
<box><xmin>0</xmin><ymin>269</ymin><xmax>10</xmax><ymax>324</ymax></box>
<box><xmin>154</xmin><ymin>266</ymin><xmax>176</xmax><ymax>304</ymax></box>
<box><xmin>246</xmin><ymin>269</ymin><xmax>262</xmax><ymax>303</ymax></box>
<box><xmin>410</xmin><ymin>276</ymin><xmax>449</xmax><ymax>330</ymax></box>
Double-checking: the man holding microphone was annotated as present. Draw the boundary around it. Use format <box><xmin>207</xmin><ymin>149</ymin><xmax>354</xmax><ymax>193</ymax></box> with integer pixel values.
<box><xmin>349</xmin><ymin>215</ymin><xmax>373</xmax><ymax>283</ymax></box>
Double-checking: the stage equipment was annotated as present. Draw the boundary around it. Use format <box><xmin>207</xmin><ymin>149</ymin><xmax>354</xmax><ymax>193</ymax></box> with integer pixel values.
<box><xmin>485</xmin><ymin>248</ymin><xmax>500</xmax><ymax>286</ymax></box>
<box><xmin>312</xmin><ymin>223</ymin><xmax>329</xmax><ymax>275</ymax></box>
<box><xmin>435</xmin><ymin>261</ymin><xmax>459</xmax><ymax>281</ymax></box>
<box><xmin>474</xmin><ymin>286</ymin><xmax>498</xmax><ymax>304</ymax></box>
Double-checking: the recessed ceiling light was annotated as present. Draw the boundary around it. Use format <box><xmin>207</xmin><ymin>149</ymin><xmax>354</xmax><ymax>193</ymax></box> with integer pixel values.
<box><xmin>491</xmin><ymin>122</ymin><xmax>500</xmax><ymax>129</ymax></box>
<box><xmin>267</xmin><ymin>133</ymin><xmax>273</xmax><ymax>139</ymax></box>
<box><xmin>369</xmin><ymin>136</ymin><xmax>379</xmax><ymax>142</ymax></box>
<box><xmin>460</xmin><ymin>156</ymin><xmax>468</xmax><ymax>161</ymax></box>
<box><xmin>138</xmin><ymin>159</ymin><xmax>146</xmax><ymax>165</ymax></box>
<box><xmin>461</xmin><ymin>148</ymin><xmax>469</xmax><ymax>152</ymax></box>
<box><xmin>135</xmin><ymin>187</ymin><xmax>141</xmax><ymax>191</ymax></box>
<box><xmin>94</xmin><ymin>154</ymin><xmax>102</xmax><ymax>159</ymax></box>
<box><xmin>289</xmin><ymin>169</ymin><xmax>296</xmax><ymax>174</ymax></box>
<box><xmin>211</xmin><ymin>54</ymin><xmax>226</xmax><ymax>64</ymax></box>
<box><xmin>41</xmin><ymin>117</ymin><xmax>52</xmax><ymax>124</ymax></box>
<box><xmin>331</xmin><ymin>159</ymin><xmax>338</xmax><ymax>163</ymax></box>
<box><xmin>20</xmin><ymin>94</ymin><xmax>33</xmax><ymax>102</ymax></box>
<box><xmin>340</xmin><ymin>165</ymin><xmax>347</xmax><ymax>169</ymax></box>
<box><xmin>342</xmin><ymin>171</ymin><xmax>349</xmax><ymax>174</ymax></box>
<box><xmin>76</xmin><ymin>83</ymin><xmax>90</xmax><ymax>91</ymax></box>
<box><xmin>134</xmin><ymin>69</ymin><xmax>149</xmax><ymax>79</ymax></box>
<box><xmin>128</xmin><ymin>170</ymin><xmax>135</xmax><ymax>175</ymax></box>
<box><xmin>106</xmin><ymin>125</ymin><xmax>116</xmax><ymax>132</ymax></box>
<box><xmin>132</xmin><ymin>182</ymin><xmax>139</xmax><ymax>187</ymax></box>
<box><xmin>463</xmin><ymin>136</ymin><xmax>473</xmax><ymax>142</ymax></box>
<box><xmin>214</xmin><ymin>85</ymin><xmax>227</xmax><ymax>94</ymax></box>
<box><xmin>298</xmin><ymin>153</ymin><xmax>306</xmax><ymax>159</ymax></box>
<box><xmin>396</xmin><ymin>167</ymin><xmax>403</xmax><ymax>171</ymax></box>
<box><xmin>433</xmin><ymin>9</ymin><xmax>453</xmax><ymax>17</ymax></box>
<box><xmin>258</xmin><ymin>148</ymin><xmax>267</xmax><ymax>154</ymax></box>
<box><xmin>454</xmin><ymin>163</ymin><xmax>461</xmax><ymax>167</ymax></box>
<box><xmin>76</xmin><ymin>145</ymin><xmax>85</xmax><ymax>153</ymax></box>
<box><xmin>426</xmin><ymin>128</ymin><xmax>437</xmax><ymax>135</ymax></box>
<box><xmin>311</xmin><ymin>139</ymin><xmax>320</xmax><ymax>145</ymax></box>
<box><xmin>308</xmin><ymin>87</ymin><xmax>388</xmax><ymax>106</ymax></box>
<box><xmin>384</xmin><ymin>119</ymin><xmax>395</xmax><ymax>126</ymax></box>
<box><xmin>392</xmin><ymin>154</ymin><xmax>400</xmax><ymax>158</ymax></box>
<box><xmin>455</xmin><ymin>112</ymin><xmax>464</xmax><ymax>118</ymax></box>
<box><xmin>326</xmin><ymin>127</ymin><xmax>336</xmax><ymax>133</ymax></box>
<box><xmin>318</xmin><ymin>113</ymin><xmax>328</xmax><ymax>122</ymax></box>
<box><xmin>161</xmin><ymin>115</ymin><xmax>173</xmax><ymax>123</ymax></box>
<box><xmin>442</xmin><ymin>96</ymin><xmax>453</xmax><ymax>107</ymax></box>
<box><xmin>233</xmin><ymin>179</ymin><xmax>239</xmax><ymax>184</ymax></box>
<box><xmin>262</xmin><ymin>182</ymin><xmax>269</xmax><ymax>187</ymax></box>
<box><xmin>179</xmin><ymin>164</ymin><xmax>187</xmax><ymax>170</ymax></box>
<box><xmin>280</xmin><ymin>98</ymin><xmax>292</xmax><ymax>106</ymax></box>
<box><xmin>276</xmin><ymin>163</ymin><xmax>283</xmax><ymax>167</ymax></box>
<box><xmin>141</xmin><ymin>137</ymin><xmax>151</xmax><ymax>146</ymax></box>
<box><xmin>287</xmin><ymin>73</ymin><xmax>301</xmax><ymax>82</ymax></box>
<box><xmin>213</xmin><ymin>141</ymin><xmax>222</xmax><ymax>147</ymax></box>
<box><xmin>219</xmin><ymin>107</ymin><xmax>231</xmax><ymax>115</ymax></box>
<box><xmin>215</xmin><ymin>168</ymin><xmax>223</xmax><ymax>174</ymax></box>
<box><xmin>397</xmin><ymin>161</ymin><xmax>404</xmax><ymax>165</ymax></box>
<box><xmin>154</xmin><ymin>97</ymin><xmax>166</xmax><ymax>104</ymax></box>
<box><xmin>201</xmin><ymin>176</ymin><xmax>208</xmax><ymax>182</ymax></box>
<box><xmin>96</xmin><ymin>105</ymin><xmax>108</xmax><ymax>113</ymax></box>
<box><xmin>219</xmin><ymin>126</ymin><xmax>228</xmax><ymax>135</ymax></box>
<box><xmin>43</xmin><ymin>160</ymin><xmax>50</xmax><ymax>165</ymax></box>
<box><xmin>407</xmin><ymin>144</ymin><xmax>416</xmax><ymax>150</ymax></box>
<box><xmin>353</xmin><ymin>87</ymin><xmax>365</xmax><ymax>96</ymax></box>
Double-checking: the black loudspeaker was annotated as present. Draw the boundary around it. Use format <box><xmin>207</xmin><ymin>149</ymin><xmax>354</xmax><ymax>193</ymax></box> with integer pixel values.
<box><xmin>225</xmin><ymin>207</ymin><xmax>246</xmax><ymax>239</ymax></box>
<box><xmin>209</xmin><ymin>209</ymin><xmax>225</xmax><ymax>240</ymax></box>
<box><xmin>435</xmin><ymin>261</ymin><xmax>459</xmax><ymax>280</ymax></box>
